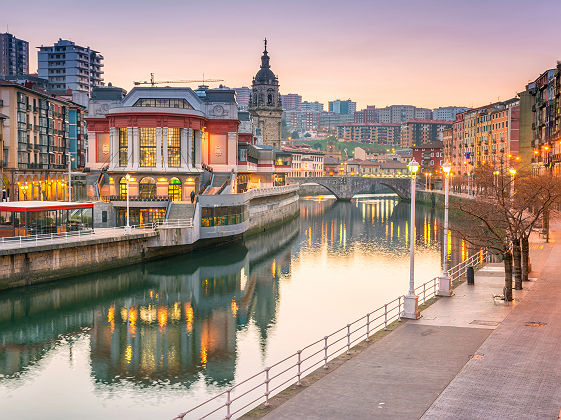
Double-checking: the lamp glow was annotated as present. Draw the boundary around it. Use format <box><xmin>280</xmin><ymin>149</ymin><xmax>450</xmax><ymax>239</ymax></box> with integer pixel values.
<box><xmin>442</xmin><ymin>162</ymin><xmax>452</xmax><ymax>175</ymax></box>
<box><xmin>407</xmin><ymin>159</ymin><xmax>419</xmax><ymax>174</ymax></box>
<box><xmin>509</xmin><ymin>168</ymin><xmax>517</xmax><ymax>176</ymax></box>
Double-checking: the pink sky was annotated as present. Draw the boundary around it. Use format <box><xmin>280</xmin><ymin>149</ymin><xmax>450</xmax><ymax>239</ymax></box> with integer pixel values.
<box><xmin>3</xmin><ymin>0</ymin><xmax>560</xmax><ymax>109</ymax></box>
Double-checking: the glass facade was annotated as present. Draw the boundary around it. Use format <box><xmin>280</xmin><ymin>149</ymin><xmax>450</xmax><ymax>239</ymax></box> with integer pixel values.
<box><xmin>201</xmin><ymin>205</ymin><xmax>247</xmax><ymax>227</ymax></box>
<box><xmin>116</xmin><ymin>207</ymin><xmax>165</xmax><ymax>226</ymax></box>
<box><xmin>139</xmin><ymin>128</ymin><xmax>156</xmax><ymax>167</ymax></box>
<box><xmin>168</xmin><ymin>178</ymin><xmax>181</xmax><ymax>201</ymax></box>
<box><xmin>118</xmin><ymin>128</ymin><xmax>128</xmax><ymax>166</ymax></box>
<box><xmin>132</xmin><ymin>98</ymin><xmax>193</xmax><ymax>109</ymax></box>
<box><xmin>168</xmin><ymin>128</ymin><xmax>181</xmax><ymax>167</ymax></box>
<box><xmin>0</xmin><ymin>207</ymin><xmax>93</xmax><ymax>237</ymax></box>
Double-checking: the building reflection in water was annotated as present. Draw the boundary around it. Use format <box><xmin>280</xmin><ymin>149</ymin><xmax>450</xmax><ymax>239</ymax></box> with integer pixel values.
<box><xmin>0</xmin><ymin>194</ymin><xmax>476</xmax><ymax>408</ymax></box>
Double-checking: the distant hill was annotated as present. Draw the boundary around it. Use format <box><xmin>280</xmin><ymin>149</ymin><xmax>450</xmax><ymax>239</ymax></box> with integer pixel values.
<box><xmin>296</xmin><ymin>138</ymin><xmax>390</xmax><ymax>159</ymax></box>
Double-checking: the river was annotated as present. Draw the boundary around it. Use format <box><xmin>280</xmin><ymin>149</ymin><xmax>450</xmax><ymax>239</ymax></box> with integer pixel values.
<box><xmin>0</xmin><ymin>194</ymin><xmax>471</xmax><ymax>419</ymax></box>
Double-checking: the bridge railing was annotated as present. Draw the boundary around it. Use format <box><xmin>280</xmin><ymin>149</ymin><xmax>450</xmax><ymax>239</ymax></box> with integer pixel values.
<box><xmin>173</xmin><ymin>250</ymin><xmax>489</xmax><ymax>420</ymax></box>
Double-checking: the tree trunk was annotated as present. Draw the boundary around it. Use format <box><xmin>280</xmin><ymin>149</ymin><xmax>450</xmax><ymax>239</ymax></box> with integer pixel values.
<box><xmin>522</xmin><ymin>236</ymin><xmax>530</xmax><ymax>282</ymax></box>
<box><xmin>544</xmin><ymin>208</ymin><xmax>550</xmax><ymax>243</ymax></box>
<box><xmin>504</xmin><ymin>251</ymin><xmax>513</xmax><ymax>301</ymax></box>
<box><xmin>513</xmin><ymin>239</ymin><xmax>522</xmax><ymax>290</ymax></box>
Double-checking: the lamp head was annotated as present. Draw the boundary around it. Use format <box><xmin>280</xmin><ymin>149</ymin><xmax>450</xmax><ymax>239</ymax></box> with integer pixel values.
<box><xmin>442</xmin><ymin>162</ymin><xmax>452</xmax><ymax>175</ymax></box>
<box><xmin>509</xmin><ymin>168</ymin><xmax>517</xmax><ymax>176</ymax></box>
<box><xmin>407</xmin><ymin>159</ymin><xmax>419</xmax><ymax>174</ymax></box>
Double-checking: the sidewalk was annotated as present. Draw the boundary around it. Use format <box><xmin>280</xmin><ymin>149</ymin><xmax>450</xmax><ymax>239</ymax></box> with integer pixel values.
<box><xmin>258</xmin><ymin>229</ymin><xmax>559</xmax><ymax>419</ymax></box>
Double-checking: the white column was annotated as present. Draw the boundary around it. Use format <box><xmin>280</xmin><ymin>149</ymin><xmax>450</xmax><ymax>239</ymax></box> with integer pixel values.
<box><xmin>438</xmin><ymin>174</ymin><xmax>452</xmax><ymax>296</ymax></box>
<box><xmin>403</xmin><ymin>175</ymin><xmax>420</xmax><ymax>319</ymax></box>
<box><xmin>181</xmin><ymin>128</ymin><xmax>190</xmax><ymax>169</ymax></box>
<box><xmin>156</xmin><ymin>127</ymin><xmax>162</xmax><ymax>170</ymax></box>
<box><xmin>126</xmin><ymin>127</ymin><xmax>133</xmax><ymax>170</ymax></box>
<box><xmin>132</xmin><ymin>127</ymin><xmax>140</xmax><ymax>169</ymax></box>
<box><xmin>109</xmin><ymin>127</ymin><xmax>118</xmax><ymax>170</ymax></box>
<box><xmin>162</xmin><ymin>127</ymin><xmax>169</xmax><ymax>170</ymax></box>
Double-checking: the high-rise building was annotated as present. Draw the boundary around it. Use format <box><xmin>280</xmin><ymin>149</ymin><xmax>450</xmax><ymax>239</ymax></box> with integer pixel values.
<box><xmin>301</xmin><ymin>101</ymin><xmax>324</xmax><ymax>112</ymax></box>
<box><xmin>400</xmin><ymin>119</ymin><xmax>452</xmax><ymax>148</ymax></box>
<box><xmin>0</xmin><ymin>33</ymin><xmax>29</xmax><ymax>76</ymax></box>
<box><xmin>354</xmin><ymin>106</ymin><xmax>376</xmax><ymax>123</ymax></box>
<box><xmin>337</xmin><ymin>122</ymin><xmax>401</xmax><ymax>145</ymax></box>
<box><xmin>234</xmin><ymin>87</ymin><xmax>251</xmax><ymax>110</ymax></box>
<box><xmin>328</xmin><ymin>99</ymin><xmax>356</xmax><ymax>115</ymax></box>
<box><xmin>432</xmin><ymin>106</ymin><xmax>469</xmax><ymax>121</ymax></box>
<box><xmin>375</xmin><ymin>105</ymin><xmax>432</xmax><ymax>124</ymax></box>
<box><xmin>248</xmin><ymin>39</ymin><xmax>283</xmax><ymax>148</ymax></box>
<box><xmin>281</xmin><ymin>93</ymin><xmax>302</xmax><ymax>111</ymax></box>
<box><xmin>38</xmin><ymin>39</ymin><xmax>104</xmax><ymax>98</ymax></box>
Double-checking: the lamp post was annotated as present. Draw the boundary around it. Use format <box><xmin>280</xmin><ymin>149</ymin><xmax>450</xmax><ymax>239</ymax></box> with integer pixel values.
<box><xmin>403</xmin><ymin>159</ymin><xmax>420</xmax><ymax>319</ymax></box>
<box><xmin>124</xmin><ymin>174</ymin><xmax>131</xmax><ymax>233</ymax></box>
<box><xmin>509</xmin><ymin>167</ymin><xmax>516</xmax><ymax>199</ymax></box>
<box><xmin>438</xmin><ymin>162</ymin><xmax>453</xmax><ymax>296</ymax></box>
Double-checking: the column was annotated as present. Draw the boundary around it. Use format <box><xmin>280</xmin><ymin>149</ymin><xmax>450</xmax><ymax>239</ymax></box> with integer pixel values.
<box><xmin>132</xmin><ymin>127</ymin><xmax>140</xmax><ymax>169</ymax></box>
<box><xmin>109</xmin><ymin>127</ymin><xmax>118</xmax><ymax>170</ymax></box>
<box><xmin>182</xmin><ymin>128</ymin><xmax>190</xmax><ymax>169</ymax></box>
<box><xmin>162</xmin><ymin>127</ymin><xmax>169</xmax><ymax>170</ymax></box>
<box><xmin>156</xmin><ymin>127</ymin><xmax>162</xmax><ymax>170</ymax></box>
<box><xmin>126</xmin><ymin>127</ymin><xmax>133</xmax><ymax>170</ymax></box>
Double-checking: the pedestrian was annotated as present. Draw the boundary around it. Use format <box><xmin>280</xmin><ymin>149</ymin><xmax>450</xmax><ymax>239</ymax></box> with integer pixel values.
<box><xmin>190</xmin><ymin>190</ymin><xmax>195</xmax><ymax>203</ymax></box>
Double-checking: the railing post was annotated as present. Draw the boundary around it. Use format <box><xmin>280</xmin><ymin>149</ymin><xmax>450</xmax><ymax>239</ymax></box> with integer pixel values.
<box><xmin>296</xmin><ymin>350</ymin><xmax>302</xmax><ymax>385</ymax></box>
<box><xmin>323</xmin><ymin>336</ymin><xmax>329</xmax><ymax>369</ymax></box>
<box><xmin>384</xmin><ymin>304</ymin><xmax>388</xmax><ymax>330</ymax></box>
<box><xmin>365</xmin><ymin>313</ymin><xmax>370</xmax><ymax>342</ymax></box>
<box><xmin>263</xmin><ymin>367</ymin><xmax>270</xmax><ymax>407</ymax></box>
<box><xmin>346</xmin><ymin>324</ymin><xmax>351</xmax><ymax>355</ymax></box>
<box><xmin>225</xmin><ymin>387</ymin><xmax>232</xmax><ymax>419</ymax></box>
<box><xmin>423</xmin><ymin>283</ymin><xmax>426</xmax><ymax>303</ymax></box>
<box><xmin>398</xmin><ymin>296</ymin><xmax>402</xmax><ymax>321</ymax></box>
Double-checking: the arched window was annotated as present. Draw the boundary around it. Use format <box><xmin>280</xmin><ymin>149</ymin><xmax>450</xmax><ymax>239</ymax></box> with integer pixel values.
<box><xmin>139</xmin><ymin>177</ymin><xmax>156</xmax><ymax>200</ymax></box>
<box><xmin>119</xmin><ymin>177</ymin><xmax>128</xmax><ymax>199</ymax></box>
<box><xmin>168</xmin><ymin>177</ymin><xmax>181</xmax><ymax>201</ymax></box>
<box><xmin>139</xmin><ymin>128</ymin><xmax>156</xmax><ymax>167</ymax></box>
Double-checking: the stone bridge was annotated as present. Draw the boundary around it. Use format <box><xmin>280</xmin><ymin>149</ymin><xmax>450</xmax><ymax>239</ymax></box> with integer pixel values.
<box><xmin>288</xmin><ymin>176</ymin><xmax>411</xmax><ymax>200</ymax></box>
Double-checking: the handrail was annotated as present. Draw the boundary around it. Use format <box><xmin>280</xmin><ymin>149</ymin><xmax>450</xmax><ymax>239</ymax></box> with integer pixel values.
<box><xmin>173</xmin><ymin>249</ymin><xmax>489</xmax><ymax>420</ymax></box>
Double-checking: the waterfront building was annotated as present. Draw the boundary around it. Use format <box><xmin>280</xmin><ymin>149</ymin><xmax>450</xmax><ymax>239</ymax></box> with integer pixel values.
<box><xmin>0</xmin><ymin>80</ymin><xmax>87</xmax><ymax>202</ymax></box>
<box><xmin>432</xmin><ymin>106</ymin><xmax>469</xmax><ymax>121</ymax></box>
<box><xmin>282</xmin><ymin>144</ymin><xmax>324</xmax><ymax>177</ymax></box>
<box><xmin>281</xmin><ymin>93</ymin><xmax>302</xmax><ymax>111</ymax></box>
<box><xmin>234</xmin><ymin>87</ymin><xmax>251</xmax><ymax>110</ymax></box>
<box><xmin>86</xmin><ymin>85</ymin><xmax>240</xmax><ymax>221</ymax></box>
<box><xmin>378</xmin><ymin>160</ymin><xmax>408</xmax><ymax>176</ymax></box>
<box><xmin>337</xmin><ymin>122</ymin><xmax>401</xmax><ymax>144</ymax></box>
<box><xmin>0</xmin><ymin>33</ymin><xmax>29</xmax><ymax>77</ymax></box>
<box><xmin>375</xmin><ymin>105</ymin><xmax>432</xmax><ymax>124</ymax></box>
<box><xmin>38</xmin><ymin>39</ymin><xmax>104</xmax><ymax>104</ymax></box>
<box><xmin>354</xmin><ymin>106</ymin><xmax>376</xmax><ymax>123</ymax></box>
<box><xmin>400</xmin><ymin>119</ymin><xmax>452</xmax><ymax>148</ymax></box>
<box><xmin>248</xmin><ymin>40</ymin><xmax>283</xmax><ymax>149</ymax></box>
<box><xmin>328</xmin><ymin>99</ymin><xmax>356</xmax><ymax>115</ymax></box>
<box><xmin>448</xmin><ymin>98</ymin><xmax>519</xmax><ymax>178</ymax></box>
<box><xmin>412</xmin><ymin>141</ymin><xmax>443</xmax><ymax>176</ymax></box>
<box><xmin>323</xmin><ymin>156</ymin><xmax>341</xmax><ymax>176</ymax></box>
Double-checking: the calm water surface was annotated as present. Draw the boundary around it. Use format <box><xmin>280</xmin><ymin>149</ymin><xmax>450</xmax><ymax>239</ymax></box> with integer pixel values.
<box><xmin>0</xmin><ymin>195</ymin><xmax>470</xmax><ymax>419</ymax></box>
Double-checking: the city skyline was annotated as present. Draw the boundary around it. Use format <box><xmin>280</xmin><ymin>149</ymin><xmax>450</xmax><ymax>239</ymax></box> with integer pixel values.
<box><xmin>2</xmin><ymin>0</ymin><xmax>561</xmax><ymax>109</ymax></box>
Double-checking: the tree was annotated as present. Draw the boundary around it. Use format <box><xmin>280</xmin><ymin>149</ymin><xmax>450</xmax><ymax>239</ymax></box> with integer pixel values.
<box><xmin>304</xmin><ymin>132</ymin><xmax>312</xmax><ymax>138</ymax></box>
<box><xmin>451</xmin><ymin>163</ymin><xmax>561</xmax><ymax>300</ymax></box>
<box><xmin>291</xmin><ymin>131</ymin><xmax>300</xmax><ymax>140</ymax></box>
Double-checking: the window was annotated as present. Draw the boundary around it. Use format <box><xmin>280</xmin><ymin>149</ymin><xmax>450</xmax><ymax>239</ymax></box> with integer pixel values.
<box><xmin>168</xmin><ymin>128</ymin><xmax>181</xmax><ymax>167</ymax></box>
<box><xmin>139</xmin><ymin>177</ymin><xmax>156</xmax><ymax>200</ymax></box>
<box><xmin>132</xmin><ymin>98</ymin><xmax>193</xmax><ymax>109</ymax></box>
<box><xmin>191</xmin><ymin>130</ymin><xmax>197</xmax><ymax>165</ymax></box>
<box><xmin>119</xmin><ymin>177</ymin><xmax>128</xmax><ymax>199</ymax></box>
<box><xmin>139</xmin><ymin>128</ymin><xmax>156</xmax><ymax>167</ymax></box>
<box><xmin>168</xmin><ymin>177</ymin><xmax>181</xmax><ymax>201</ymax></box>
<box><xmin>118</xmin><ymin>128</ymin><xmax>128</xmax><ymax>166</ymax></box>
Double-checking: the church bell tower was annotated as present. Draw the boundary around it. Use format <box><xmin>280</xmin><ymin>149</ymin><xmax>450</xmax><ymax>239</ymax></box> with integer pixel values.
<box><xmin>249</xmin><ymin>39</ymin><xmax>283</xmax><ymax>149</ymax></box>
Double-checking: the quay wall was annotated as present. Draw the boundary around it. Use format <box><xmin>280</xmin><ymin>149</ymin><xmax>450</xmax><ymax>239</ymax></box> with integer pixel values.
<box><xmin>0</xmin><ymin>186</ymin><xmax>300</xmax><ymax>290</ymax></box>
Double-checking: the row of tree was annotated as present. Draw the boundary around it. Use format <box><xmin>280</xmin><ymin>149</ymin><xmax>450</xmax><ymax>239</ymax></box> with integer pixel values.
<box><xmin>451</xmin><ymin>163</ymin><xmax>561</xmax><ymax>301</ymax></box>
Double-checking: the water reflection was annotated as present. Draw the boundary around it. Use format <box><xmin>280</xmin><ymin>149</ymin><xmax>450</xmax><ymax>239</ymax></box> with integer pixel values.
<box><xmin>0</xmin><ymin>195</ymin><xmax>474</xmax><ymax>418</ymax></box>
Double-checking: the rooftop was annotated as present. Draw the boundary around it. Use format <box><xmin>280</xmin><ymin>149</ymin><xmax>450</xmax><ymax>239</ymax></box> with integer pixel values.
<box><xmin>0</xmin><ymin>201</ymin><xmax>93</xmax><ymax>212</ymax></box>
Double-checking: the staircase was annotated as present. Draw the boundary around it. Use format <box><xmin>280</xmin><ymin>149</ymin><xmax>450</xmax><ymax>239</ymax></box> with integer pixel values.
<box><xmin>166</xmin><ymin>202</ymin><xmax>195</xmax><ymax>222</ymax></box>
<box><xmin>204</xmin><ymin>172</ymin><xmax>231</xmax><ymax>195</ymax></box>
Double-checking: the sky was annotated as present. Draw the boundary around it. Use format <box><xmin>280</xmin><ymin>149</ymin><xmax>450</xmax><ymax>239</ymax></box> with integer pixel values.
<box><xmin>3</xmin><ymin>0</ymin><xmax>561</xmax><ymax>109</ymax></box>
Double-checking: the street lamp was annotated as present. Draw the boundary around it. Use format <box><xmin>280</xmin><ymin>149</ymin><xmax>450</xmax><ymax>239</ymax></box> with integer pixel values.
<box><xmin>403</xmin><ymin>159</ymin><xmax>420</xmax><ymax>319</ymax></box>
<box><xmin>509</xmin><ymin>167</ymin><xmax>516</xmax><ymax>198</ymax></box>
<box><xmin>438</xmin><ymin>162</ymin><xmax>453</xmax><ymax>296</ymax></box>
<box><xmin>125</xmin><ymin>174</ymin><xmax>131</xmax><ymax>233</ymax></box>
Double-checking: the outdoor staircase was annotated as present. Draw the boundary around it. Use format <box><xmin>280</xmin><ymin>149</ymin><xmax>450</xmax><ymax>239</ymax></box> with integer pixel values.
<box><xmin>203</xmin><ymin>172</ymin><xmax>231</xmax><ymax>195</ymax></box>
<box><xmin>166</xmin><ymin>202</ymin><xmax>195</xmax><ymax>221</ymax></box>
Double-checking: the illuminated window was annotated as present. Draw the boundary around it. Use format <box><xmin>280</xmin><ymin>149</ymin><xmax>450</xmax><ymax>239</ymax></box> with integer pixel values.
<box><xmin>191</xmin><ymin>130</ymin><xmax>196</xmax><ymax>165</ymax></box>
<box><xmin>139</xmin><ymin>177</ymin><xmax>156</xmax><ymax>200</ymax></box>
<box><xmin>139</xmin><ymin>128</ymin><xmax>156</xmax><ymax>167</ymax></box>
<box><xmin>168</xmin><ymin>128</ymin><xmax>181</xmax><ymax>167</ymax></box>
<box><xmin>119</xmin><ymin>177</ymin><xmax>128</xmax><ymax>199</ymax></box>
<box><xmin>168</xmin><ymin>177</ymin><xmax>181</xmax><ymax>201</ymax></box>
<box><xmin>132</xmin><ymin>98</ymin><xmax>193</xmax><ymax>109</ymax></box>
<box><xmin>118</xmin><ymin>128</ymin><xmax>128</xmax><ymax>166</ymax></box>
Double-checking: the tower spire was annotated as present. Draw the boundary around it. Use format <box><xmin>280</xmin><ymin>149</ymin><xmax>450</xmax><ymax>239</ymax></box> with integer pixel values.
<box><xmin>264</xmin><ymin>37</ymin><xmax>267</xmax><ymax>53</ymax></box>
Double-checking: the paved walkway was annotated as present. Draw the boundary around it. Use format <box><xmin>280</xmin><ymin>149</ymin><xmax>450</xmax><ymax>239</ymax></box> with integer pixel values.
<box><xmin>261</xmin><ymin>226</ymin><xmax>560</xmax><ymax>419</ymax></box>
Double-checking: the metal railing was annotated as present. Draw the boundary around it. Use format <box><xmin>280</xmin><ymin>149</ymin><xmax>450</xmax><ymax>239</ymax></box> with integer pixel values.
<box><xmin>173</xmin><ymin>250</ymin><xmax>490</xmax><ymax>420</ymax></box>
<box><xmin>0</xmin><ymin>218</ymin><xmax>195</xmax><ymax>248</ymax></box>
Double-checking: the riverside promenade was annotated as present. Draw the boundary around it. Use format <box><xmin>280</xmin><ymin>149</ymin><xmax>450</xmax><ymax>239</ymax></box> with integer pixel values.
<box><xmin>254</xmin><ymin>224</ymin><xmax>561</xmax><ymax>419</ymax></box>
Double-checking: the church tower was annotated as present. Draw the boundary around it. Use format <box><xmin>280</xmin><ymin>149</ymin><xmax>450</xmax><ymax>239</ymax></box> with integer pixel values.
<box><xmin>249</xmin><ymin>39</ymin><xmax>283</xmax><ymax>149</ymax></box>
